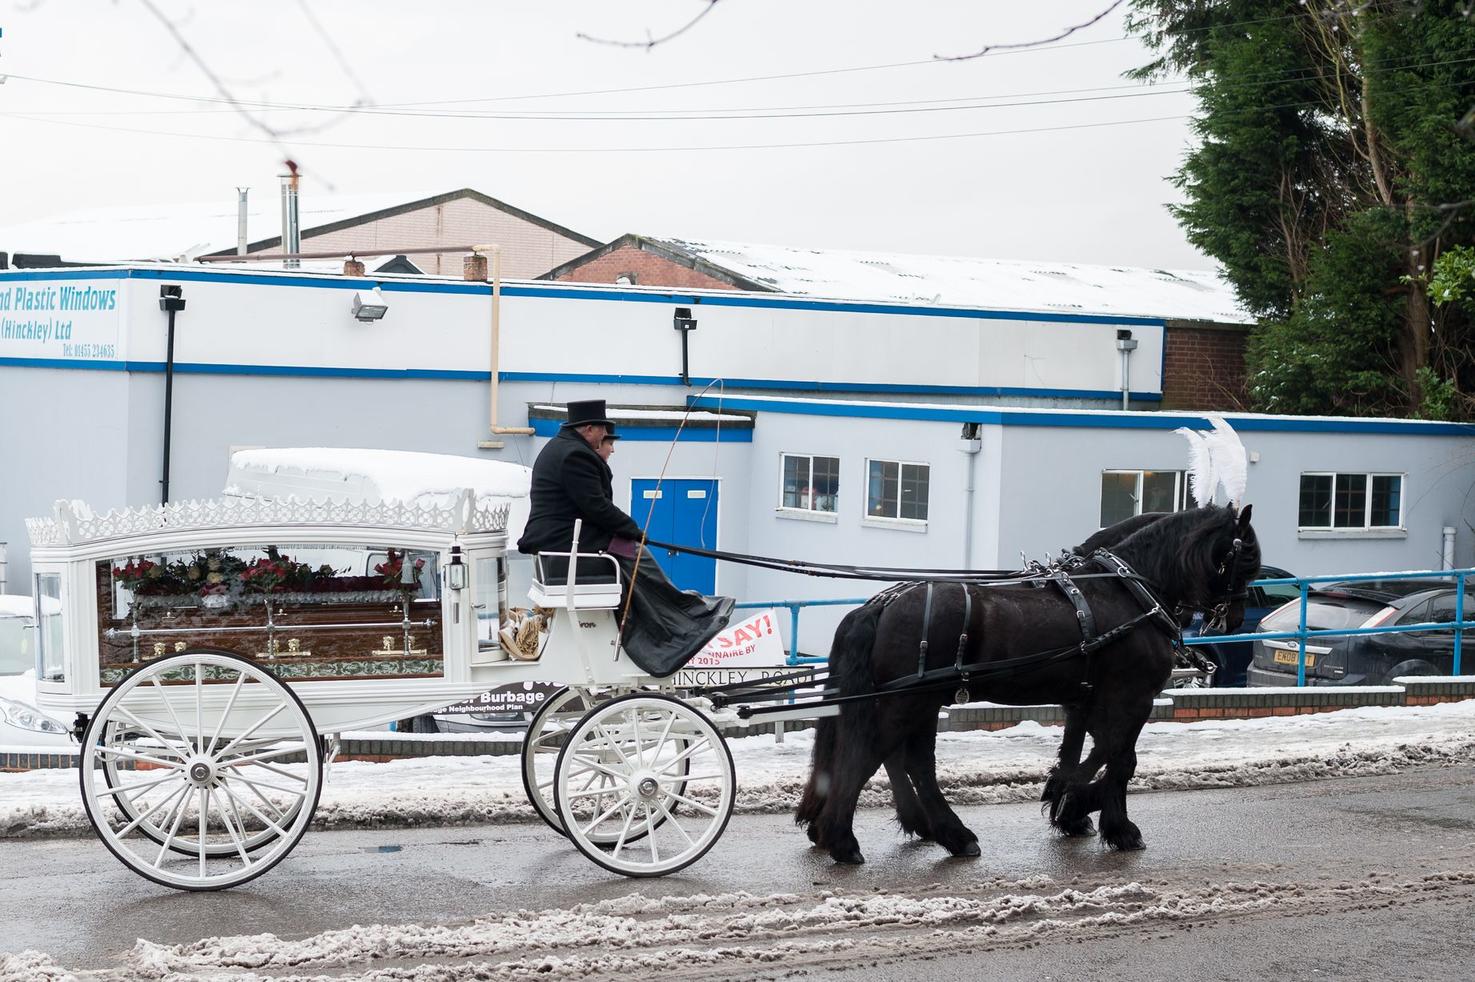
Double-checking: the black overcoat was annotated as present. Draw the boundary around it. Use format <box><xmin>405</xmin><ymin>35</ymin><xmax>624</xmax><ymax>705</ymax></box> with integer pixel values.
<box><xmin>516</xmin><ymin>427</ymin><xmax>642</xmax><ymax>555</ymax></box>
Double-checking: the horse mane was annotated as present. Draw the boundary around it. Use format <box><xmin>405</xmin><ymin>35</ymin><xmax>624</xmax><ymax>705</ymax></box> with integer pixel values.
<box><xmin>1110</xmin><ymin>505</ymin><xmax>1259</xmax><ymax>598</ymax></box>
<box><xmin>1072</xmin><ymin>512</ymin><xmax>1171</xmax><ymax>556</ymax></box>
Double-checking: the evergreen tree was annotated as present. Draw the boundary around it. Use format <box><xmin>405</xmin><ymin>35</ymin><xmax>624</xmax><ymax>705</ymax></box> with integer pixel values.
<box><xmin>1128</xmin><ymin>0</ymin><xmax>1475</xmax><ymax>417</ymax></box>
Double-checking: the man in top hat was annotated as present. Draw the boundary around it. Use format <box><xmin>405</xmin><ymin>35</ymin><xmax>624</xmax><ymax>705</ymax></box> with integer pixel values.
<box><xmin>517</xmin><ymin>399</ymin><xmax>639</xmax><ymax>556</ymax></box>
<box><xmin>517</xmin><ymin>399</ymin><xmax>734</xmax><ymax>677</ymax></box>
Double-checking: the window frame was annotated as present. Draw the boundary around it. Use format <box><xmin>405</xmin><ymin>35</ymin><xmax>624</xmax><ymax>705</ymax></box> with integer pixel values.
<box><xmin>1098</xmin><ymin>469</ymin><xmax>1189</xmax><ymax>528</ymax></box>
<box><xmin>862</xmin><ymin>456</ymin><xmax>931</xmax><ymax>529</ymax></box>
<box><xmin>1297</xmin><ymin>471</ymin><xmax>1405</xmax><ymax>532</ymax></box>
<box><xmin>776</xmin><ymin>451</ymin><xmax>841</xmax><ymax>520</ymax></box>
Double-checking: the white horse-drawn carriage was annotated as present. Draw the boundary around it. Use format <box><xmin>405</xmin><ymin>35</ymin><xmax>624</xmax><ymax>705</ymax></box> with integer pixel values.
<box><xmin>26</xmin><ymin>491</ymin><xmax>738</xmax><ymax>890</ymax></box>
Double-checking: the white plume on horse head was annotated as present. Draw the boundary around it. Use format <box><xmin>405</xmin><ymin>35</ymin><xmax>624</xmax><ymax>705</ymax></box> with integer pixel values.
<box><xmin>1173</xmin><ymin>426</ymin><xmax>1217</xmax><ymax>507</ymax></box>
<box><xmin>1205</xmin><ymin>416</ymin><xmax>1248</xmax><ymax>507</ymax></box>
<box><xmin>1174</xmin><ymin>416</ymin><xmax>1247</xmax><ymax>507</ymax></box>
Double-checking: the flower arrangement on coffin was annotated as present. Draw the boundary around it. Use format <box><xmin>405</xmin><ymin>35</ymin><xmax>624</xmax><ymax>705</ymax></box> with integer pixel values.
<box><xmin>113</xmin><ymin>558</ymin><xmax>171</xmax><ymax>595</ymax></box>
<box><xmin>175</xmin><ymin>550</ymin><xmax>247</xmax><ymax>596</ymax></box>
<box><xmin>241</xmin><ymin>547</ymin><xmax>338</xmax><ymax>594</ymax></box>
<box><xmin>375</xmin><ymin>549</ymin><xmax>427</xmax><ymax>591</ymax></box>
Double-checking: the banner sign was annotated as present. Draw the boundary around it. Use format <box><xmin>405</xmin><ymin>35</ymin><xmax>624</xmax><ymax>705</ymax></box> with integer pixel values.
<box><xmin>0</xmin><ymin>280</ymin><xmax>122</xmax><ymax>362</ymax></box>
<box><xmin>674</xmin><ymin>608</ymin><xmax>791</xmax><ymax>687</ymax></box>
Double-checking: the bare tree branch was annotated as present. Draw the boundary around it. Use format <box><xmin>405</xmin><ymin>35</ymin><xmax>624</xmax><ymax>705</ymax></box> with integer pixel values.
<box><xmin>936</xmin><ymin>0</ymin><xmax>1127</xmax><ymax>62</ymax></box>
<box><xmin>578</xmin><ymin>0</ymin><xmax>722</xmax><ymax>51</ymax></box>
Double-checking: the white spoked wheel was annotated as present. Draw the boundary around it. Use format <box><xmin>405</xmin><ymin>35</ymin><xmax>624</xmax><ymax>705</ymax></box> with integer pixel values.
<box><xmin>99</xmin><ymin>718</ymin><xmax>304</xmax><ymax>857</ymax></box>
<box><xmin>554</xmin><ymin>693</ymin><xmax>733</xmax><ymax>877</ymax></box>
<box><xmin>521</xmin><ymin>686</ymin><xmax>596</xmax><ymax>836</ymax></box>
<box><xmin>79</xmin><ymin>650</ymin><xmax>323</xmax><ymax>891</ymax></box>
<box><xmin>522</xmin><ymin>686</ymin><xmax>683</xmax><ymax>845</ymax></box>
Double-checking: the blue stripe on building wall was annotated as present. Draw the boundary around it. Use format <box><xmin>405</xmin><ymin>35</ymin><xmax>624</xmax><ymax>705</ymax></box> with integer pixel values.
<box><xmin>501</xmin><ymin>371</ymin><xmax>1162</xmax><ymax>402</ymax></box>
<box><xmin>686</xmin><ymin>394</ymin><xmax>1475</xmax><ymax>437</ymax></box>
<box><xmin>529</xmin><ymin>417</ymin><xmax>752</xmax><ymax>442</ymax></box>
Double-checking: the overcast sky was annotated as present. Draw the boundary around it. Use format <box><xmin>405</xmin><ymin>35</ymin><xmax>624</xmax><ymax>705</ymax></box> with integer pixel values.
<box><xmin>0</xmin><ymin>1</ymin><xmax>1211</xmax><ymax>269</ymax></box>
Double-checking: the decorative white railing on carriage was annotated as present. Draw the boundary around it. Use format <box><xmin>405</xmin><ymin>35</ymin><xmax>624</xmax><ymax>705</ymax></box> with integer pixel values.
<box><xmin>26</xmin><ymin>492</ymin><xmax>510</xmax><ymax>547</ymax></box>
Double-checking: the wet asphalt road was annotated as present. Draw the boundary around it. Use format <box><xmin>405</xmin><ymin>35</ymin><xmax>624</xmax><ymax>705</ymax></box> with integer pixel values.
<box><xmin>4</xmin><ymin>765</ymin><xmax>1475</xmax><ymax>979</ymax></box>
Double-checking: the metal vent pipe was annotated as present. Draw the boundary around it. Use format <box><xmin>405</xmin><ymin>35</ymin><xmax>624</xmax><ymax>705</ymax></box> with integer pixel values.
<box><xmin>236</xmin><ymin>187</ymin><xmax>249</xmax><ymax>255</ymax></box>
<box><xmin>279</xmin><ymin>172</ymin><xmax>301</xmax><ymax>270</ymax></box>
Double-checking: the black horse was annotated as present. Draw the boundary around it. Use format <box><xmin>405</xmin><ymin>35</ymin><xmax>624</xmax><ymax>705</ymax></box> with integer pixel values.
<box><xmin>796</xmin><ymin>504</ymin><xmax>1260</xmax><ymax>865</ymax></box>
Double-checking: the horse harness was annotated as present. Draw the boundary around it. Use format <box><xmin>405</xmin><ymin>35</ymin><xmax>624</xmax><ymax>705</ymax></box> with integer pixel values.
<box><xmin>882</xmin><ymin>548</ymin><xmax>1187</xmax><ymax>703</ymax></box>
<box><xmin>704</xmin><ymin>549</ymin><xmax>1215</xmax><ymax>717</ymax></box>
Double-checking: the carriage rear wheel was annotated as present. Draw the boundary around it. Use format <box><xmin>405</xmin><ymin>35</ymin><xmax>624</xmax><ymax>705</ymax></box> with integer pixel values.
<box><xmin>79</xmin><ymin>650</ymin><xmax>322</xmax><ymax>891</ymax></box>
<box><xmin>553</xmin><ymin>693</ymin><xmax>733</xmax><ymax>877</ymax></box>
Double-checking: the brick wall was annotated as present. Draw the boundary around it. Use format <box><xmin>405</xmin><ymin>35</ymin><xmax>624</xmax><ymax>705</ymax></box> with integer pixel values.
<box><xmin>547</xmin><ymin>243</ymin><xmax>744</xmax><ymax>291</ymax></box>
<box><xmin>250</xmin><ymin>197</ymin><xmax>593</xmax><ymax>279</ymax></box>
<box><xmin>1162</xmin><ymin>321</ymin><xmax>1251</xmax><ymax>410</ymax></box>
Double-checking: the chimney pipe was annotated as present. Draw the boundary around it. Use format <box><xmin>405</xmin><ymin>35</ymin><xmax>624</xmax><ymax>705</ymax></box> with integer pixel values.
<box><xmin>235</xmin><ymin>187</ymin><xmax>249</xmax><ymax>255</ymax></box>
<box><xmin>279</xmin><ymin>167</ymin><xmax>301</xmax><ymax>270</ymax></box>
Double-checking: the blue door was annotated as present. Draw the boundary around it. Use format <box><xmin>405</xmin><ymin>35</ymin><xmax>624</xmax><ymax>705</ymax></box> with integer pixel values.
<box><xmin>629</xmin><ymin>478</ymin><xmax>719</xmax><ymax>594</ymax></box>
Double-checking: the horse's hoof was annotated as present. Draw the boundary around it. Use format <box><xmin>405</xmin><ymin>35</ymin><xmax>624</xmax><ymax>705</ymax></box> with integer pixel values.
<box><xmin>1103</xmin><ymin>821</ymin><xmax>1144</xmax><ymax>851</ymax></box>
<box><xmin>954</xmin><ymin>840</ymin><xmax>981</xmax><ymax>858</ymax></box>
<box><xmin>1058</xmin><ymin>816</ymin><xmax>1095</xmax><ymax>837</ymax></box>
<box><xmin>830</xmin><ymin>845</ymin><xmax>866</xmax><ymax>865</ymax></box>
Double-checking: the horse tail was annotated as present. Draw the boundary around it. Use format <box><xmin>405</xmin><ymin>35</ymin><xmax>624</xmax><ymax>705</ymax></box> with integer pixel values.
<box><xmin>797</xmin><ymin>602</ymin><xmax>885</xmax><ymax>830</ymax></box>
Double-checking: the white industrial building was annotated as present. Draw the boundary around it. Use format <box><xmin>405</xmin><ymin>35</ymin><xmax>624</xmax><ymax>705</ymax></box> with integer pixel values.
<box><xmin>3</xmin><ymin>262</ymin><xmax>1472</xmax><ymax>651</ymax></box>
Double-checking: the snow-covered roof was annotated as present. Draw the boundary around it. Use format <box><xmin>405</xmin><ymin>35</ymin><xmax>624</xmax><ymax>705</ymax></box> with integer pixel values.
<box><xmin>0</xmin><ymin>190</ymin><xmax>441</xmax><ymax>264</ymax></box>
<box><xmin>531</xmin><ymin>404</ymin><xmax>752</xmax><ymax>424</ymax></box>
<box><xmin>648</xmin><ymin>236</ymin><xmax>1251</xmax><ymax>324</ymax></box>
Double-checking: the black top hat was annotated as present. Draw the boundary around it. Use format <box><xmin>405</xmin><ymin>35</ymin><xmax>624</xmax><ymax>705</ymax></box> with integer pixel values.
<box><xmin>601</xmin><ymin>426</ymin><xmax>621</xmax><ymax>443</ymax></box>
<box><xmin>562</xmin><ymin>399</ymin><xmax>615</xmax><ymax>428</ymax></box>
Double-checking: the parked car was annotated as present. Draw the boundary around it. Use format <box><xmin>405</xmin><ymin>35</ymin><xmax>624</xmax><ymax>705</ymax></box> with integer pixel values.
<box><xmin>0</xmin><ymin>595</ymin><xmax>71</xmax><ymax>748</ymax></box>
<box><xmin>1181</xmin><ymin>566</ymin><xmax>1299</xmax><ymax>686</ymax></box>
<box><xmin>1247</xmin><ymin>579</ymin><xmax>1474</xmax><ymax>686</ymax></box>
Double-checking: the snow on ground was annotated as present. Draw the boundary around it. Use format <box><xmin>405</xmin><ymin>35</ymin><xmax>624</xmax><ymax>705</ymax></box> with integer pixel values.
<box><xmin>3</xmin><ymin>699</ymin><xmax>1473</xmax><ymax>840</ymax></box>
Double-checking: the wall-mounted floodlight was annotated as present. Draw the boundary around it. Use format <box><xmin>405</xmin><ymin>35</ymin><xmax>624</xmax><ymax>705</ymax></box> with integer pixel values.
<box><xmin>351</xmin><ymin>287</ymin><xmax>389</xmax><ymax>322</ymax></box>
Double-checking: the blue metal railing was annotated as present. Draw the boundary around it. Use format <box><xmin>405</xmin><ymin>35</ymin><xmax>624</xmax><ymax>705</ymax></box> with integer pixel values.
<box><xmin>735</xmin><ymin>598</ymin><xmax>868</xmax><ymax>666</ymax></box>
<box><xmin>1184</xmin><ymin>568</ymin><xmax>1472</xmax><ymax>685</ymax></box>
<box><xmin>740</xmin><ymin>566</ymin><xmax>1475</xmax><ymax>684</ymax></box>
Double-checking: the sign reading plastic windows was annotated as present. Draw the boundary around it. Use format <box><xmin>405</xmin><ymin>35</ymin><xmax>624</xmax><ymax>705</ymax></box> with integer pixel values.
<box><xmin>0</xmin><ymin>280</ymin><xmax>123</xmax><ymax>362</ymax></box>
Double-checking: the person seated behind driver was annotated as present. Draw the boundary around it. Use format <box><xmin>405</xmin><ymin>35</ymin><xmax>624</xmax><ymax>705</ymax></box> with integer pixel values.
<box><xmin>597</xmin><ymin>430</ymin><xmax>619</xmax><ymax>464</ymax></box>
<box><xmin>516</xmin><ymin>399</ymin><xmax>642</xmax><ymax>565</ymax></box>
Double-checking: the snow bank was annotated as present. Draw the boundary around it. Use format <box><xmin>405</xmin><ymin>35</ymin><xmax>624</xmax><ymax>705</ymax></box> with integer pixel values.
<box><xmin>4</xmin><ymin>699</ymin><xmax>1475</xmax><ymax>840</ymax></box>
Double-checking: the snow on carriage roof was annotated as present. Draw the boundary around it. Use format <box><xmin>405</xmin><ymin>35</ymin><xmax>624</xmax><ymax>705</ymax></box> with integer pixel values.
<box><xmin>645</xmin><ymin>236</ymin><xmax>1252</xmax><ymax>324</ymax></box>
<box><xmin>226</xmin><ymin>448</ymin><xmax>530</xmax><ymax>505</ymax></box>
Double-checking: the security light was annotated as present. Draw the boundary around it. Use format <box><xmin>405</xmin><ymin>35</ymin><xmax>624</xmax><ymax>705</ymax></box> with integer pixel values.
<box><xmin>351</xmin><ymin>287</ymin><xmax>389</xmax><ymax>322</ymax></box>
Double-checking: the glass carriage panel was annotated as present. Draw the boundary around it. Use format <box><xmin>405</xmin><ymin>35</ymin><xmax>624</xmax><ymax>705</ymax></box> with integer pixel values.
<box><xmin>35</xmin><ymin>573</ymin><xmax>65</xmax><ymax>682</ymax></box>
<box><xmin>95</xmin><ymin>542</ymin><xmax>443</xmax><ymax>686</ymax></box>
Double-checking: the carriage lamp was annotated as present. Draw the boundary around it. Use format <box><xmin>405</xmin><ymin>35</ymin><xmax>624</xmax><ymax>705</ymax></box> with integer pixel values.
<box><xmin>447</xmin><ymin>546</ymin><xmax>467</xmax><ymax>591</ymax></box>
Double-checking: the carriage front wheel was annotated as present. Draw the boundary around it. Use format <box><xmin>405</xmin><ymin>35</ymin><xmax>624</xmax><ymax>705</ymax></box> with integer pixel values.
<box><xmin>79</xmin><ymin>650</ymin><xmax>323</xmax><ymax>891</ymax></box>
<box><xmin>522</xmin><ymin>686</ymin><xmax>688</xmax><ymax>846</ymax></box>
<box><xmin>553</xmin><ymin>693</ymin><xmax>734</xmax><ymax>877</ymax></box>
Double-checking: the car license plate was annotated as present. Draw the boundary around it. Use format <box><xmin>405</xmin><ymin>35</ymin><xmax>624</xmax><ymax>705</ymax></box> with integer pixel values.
<box><xmin>1272</xmin><ymin>648</ymin><xmax>1315</xmax><ymax>668</ymax></box>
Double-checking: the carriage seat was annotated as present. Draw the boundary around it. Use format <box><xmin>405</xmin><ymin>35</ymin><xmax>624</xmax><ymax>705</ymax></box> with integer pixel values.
<box><xmin>529</xmin><ymin>551</ymin><xmax>623</xmax><ymax>610</ymax></box>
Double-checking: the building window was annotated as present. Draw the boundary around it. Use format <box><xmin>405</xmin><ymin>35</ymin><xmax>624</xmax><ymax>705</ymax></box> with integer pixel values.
<box><xmin>866</xmin><ymin>459</ymin><xmax>929</xmax><ymax>522</ymax></box>
<box><xmin>780</xmin><ymin>453</ymin><xmax>839</xmax><ymax>513</ymax></box>
<box><xmin>1100</xmin><ymin>470</ymin><xmax>1188</xmax><ymax>527</ymax></box>
<box><xmin>1299</xmin><ymin>473</ymin><xmax>1402</xmax><ymax>529</ymax></box>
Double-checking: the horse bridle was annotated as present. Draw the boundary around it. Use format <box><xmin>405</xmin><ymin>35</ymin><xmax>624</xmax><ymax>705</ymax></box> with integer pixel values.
<box><xmin>1178</xmin><ymin>536</ymin><xmax>1249</xmax><ymax>633</ymax></box>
